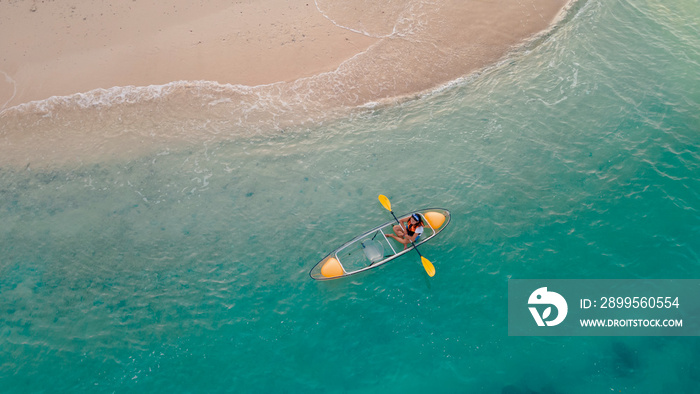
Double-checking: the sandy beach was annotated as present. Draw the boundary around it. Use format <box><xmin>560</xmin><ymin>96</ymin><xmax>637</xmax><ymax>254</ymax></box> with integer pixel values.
<box><xmin>0</xmin><ymin>0</ymin><xmax>379</xmax><ymax>108</ymax></box>
<box><xmin>0</xmin><ymin>0</ymin><xmax>571</xmax><ymax>167</ymax></box>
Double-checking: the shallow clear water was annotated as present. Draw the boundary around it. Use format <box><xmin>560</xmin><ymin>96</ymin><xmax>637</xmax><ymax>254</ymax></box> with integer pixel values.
<box><xmin>2</xmin><ymin>0</ymin><xmax>700</xmax><ymax>392</ymax></box>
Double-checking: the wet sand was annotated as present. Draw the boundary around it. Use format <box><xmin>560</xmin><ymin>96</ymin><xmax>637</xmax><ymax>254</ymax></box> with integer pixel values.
<box><xmin>0</xmin><ymin>0</ymin><xmax>572</xmax><ymax>167</ymax></box>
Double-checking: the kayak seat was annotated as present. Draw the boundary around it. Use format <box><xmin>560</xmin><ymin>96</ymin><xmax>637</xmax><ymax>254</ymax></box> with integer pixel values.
<box><xmin>361</xmin><ymin>239</ymin><xmax>385</xmax><ymax>264</ymax></box>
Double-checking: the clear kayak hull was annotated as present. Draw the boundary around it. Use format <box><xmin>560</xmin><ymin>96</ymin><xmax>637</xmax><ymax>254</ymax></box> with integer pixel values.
<box><xmin>309</xmin><ymin>208</ymin><xmax>451</xmax><ymax>280</ymax></box>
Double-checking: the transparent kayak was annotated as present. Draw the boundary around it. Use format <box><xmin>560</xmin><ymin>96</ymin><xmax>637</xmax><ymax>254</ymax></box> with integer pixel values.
<box><xmin>309</xmin><ymin>209</ymin><xmax>451</xmax><ymax>280</ymax></box>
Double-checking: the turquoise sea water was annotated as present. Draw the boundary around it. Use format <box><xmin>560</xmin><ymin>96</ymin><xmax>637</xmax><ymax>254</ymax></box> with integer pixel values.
<box><xmin>2</xmin><ymin>0</ymin><xmax>700</xmax><ymax>392</ymax></box>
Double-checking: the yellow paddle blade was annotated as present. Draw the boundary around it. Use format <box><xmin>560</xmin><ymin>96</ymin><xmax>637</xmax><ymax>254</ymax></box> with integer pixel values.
<box><xmin>421</xmin><ymin>256</ymin><xmax>435</xmax><ymax>277</ymax></box>
<box><xmin>378</xmin><ymin>195</ymin><xmax>392</xmax><ymax>211</ymax></box>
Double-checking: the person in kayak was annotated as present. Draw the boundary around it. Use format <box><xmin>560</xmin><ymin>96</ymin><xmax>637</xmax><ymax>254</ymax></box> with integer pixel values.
<box><xmin>387</xmin><ymin>213</ymin><xmax>424</xmax><ymax>249</ymax></box>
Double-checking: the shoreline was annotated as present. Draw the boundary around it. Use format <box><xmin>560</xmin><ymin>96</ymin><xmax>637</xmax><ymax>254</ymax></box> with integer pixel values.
<box><xmin>0</xmin><ymin>0</ymin><xmax>575</xmax><ymax>168</ymax></box>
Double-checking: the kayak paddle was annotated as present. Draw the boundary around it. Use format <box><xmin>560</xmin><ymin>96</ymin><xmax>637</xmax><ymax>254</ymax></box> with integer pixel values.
<box><xmin>378</xmin><ymin>194</ymin><xmax>436</xmax><ymax>277</ymax></box>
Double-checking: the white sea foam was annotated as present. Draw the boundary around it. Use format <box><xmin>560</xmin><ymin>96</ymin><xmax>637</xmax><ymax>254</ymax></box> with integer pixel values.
<box><xmin>1</xmin><ymin>80</ymin><xmax>270</xmax><ymax>120</ymax></box>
